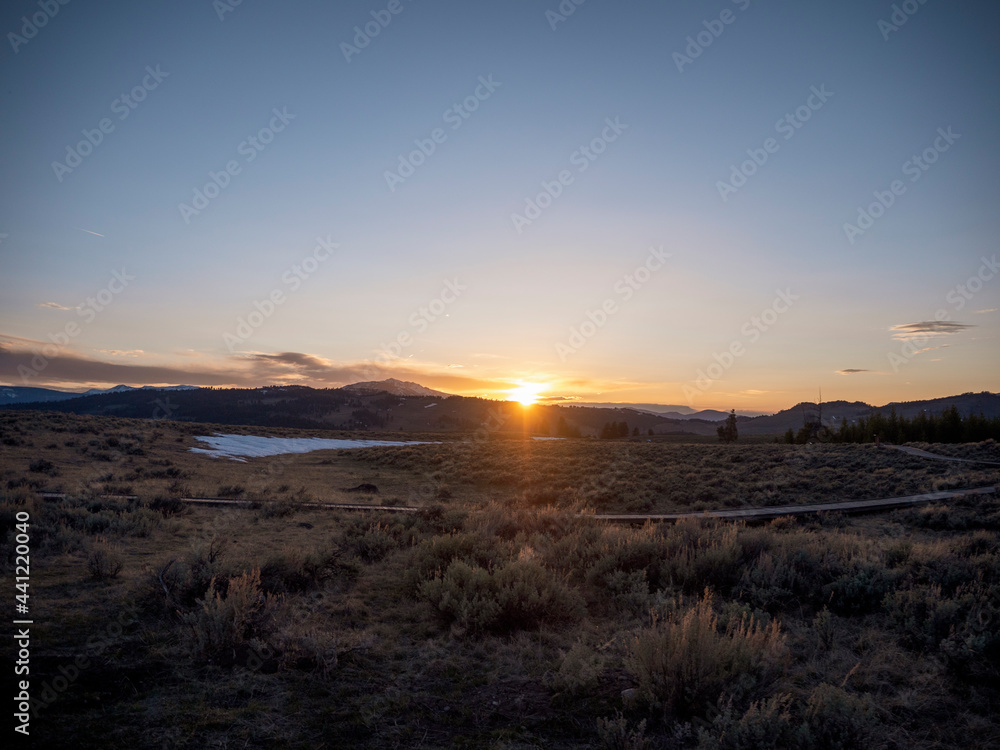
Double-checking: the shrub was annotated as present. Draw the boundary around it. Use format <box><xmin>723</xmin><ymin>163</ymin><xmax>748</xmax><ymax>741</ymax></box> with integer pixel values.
<box><xmin>883</xmin><ymin>540</ymin><xmax>912</xmax><ymax>568</ymax></box>
<box><xmin>585</xmin><ymin>526</ymin><xmax>672</xmax><ymax>592</ymax></box>
<box><xmin>149</xmin><ymin>495</ymin><xmax>185</xmax><ymax>516</ymax></box>
<box><xmin>626</xmin><ymin>591</ymin><xmax>786</xmax><ymax>719</ymax></box>
<box><xmin>495</xmin><ymin>559</ymin><xmax>585</xmax><ymax>630</ymax></box>
<box><xmin>154</xmin><ymin>536</ymin><xmax>231</xmax><ymax>608</ymax></box>
<box><xmin>664</xmin><ymin>525</ymin><xmax>743</xmax><ymax>595</ymax></box>
<box><xmin>420</xmin><ymin>560</ymin><xmax>499</xmax><ymax>635</ymax></box>
<box><xmin>812</xmin><ymin>607</ymin><xmax>835</xmax><ymax>651</ymax></box>
<box><xmin>548</xmin><ymin>641</ymin><xmax>607</xmax><ymax>697</ymax></box>
<box><xmin>596</xmin><ymin>711</ymin><xmax>649</xmax><ymax>750</ymax></box>
<box><xmin>354</xmin><ymin>522</ymin><xmax>397</xmax><ymax>563</ymax></box>
<box><xmin>932</xmin><ymin>581</ymin><xmax>1000</xmax><ymax>684</ymax></box>
<box><xmin>271</xmin><ymin>625</ymin><xmax>338</xmax><ymax>676</ymax></box>
<box><xmin>405</xmin><ymin>531</ymin><xmax>502</xmax><ymax>593</ymax></box>
<box><xmin>29</xmin><ymin>458</ymin><xmax>57</xmax><ymax>476</ymax></box>
<box><xmin>822</xmin><ymin>560</ymin><xmax>895</xmax><ymax>616</ymax></box>
<box><xmin>419</xmin><ymin>558</ymin><xmax>584</xmax><ymax>636</ymax></box>
<box><xmin>258</xmin><ymin>546</ymin><xmax>342</xmax><ymax>594</ymax></box>
<box><xmin>87</xmin><ymin>537</ymin><xmax>125</xmax><ymax>580</ymax></box>
<box><xmin>180</xmin><ymin>568</ymin><xmax>278</xmax><ymax>662</ymax></box>
<box><xmin>257</xmin><ymin>497</ymin><xmax>298</xmax><ymax>519</ymax></box>
<box><xmin>735</xmin><ymin>551</ymin><xmax>801</xmax><ymax>612</ymax></box>
<box><xmin>800</xmin><ymin>683</ymin><xmax>875</xmax><ymax>750</ymax></box>
<box><xmin>697</xmin><ymin>693</ymin><xmax>796</xmax><ymax>750</ymax></box>
<box><xmin>605</xmin><ymin>569</ymin><xmax>654</xmax><ymax>615</ymax></box>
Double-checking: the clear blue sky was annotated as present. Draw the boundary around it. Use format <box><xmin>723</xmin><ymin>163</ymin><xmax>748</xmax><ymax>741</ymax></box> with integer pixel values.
<box><xmin>1</xmin><ymin>0</ymin><xmax>997</xmax><ymax>410</ymax></box>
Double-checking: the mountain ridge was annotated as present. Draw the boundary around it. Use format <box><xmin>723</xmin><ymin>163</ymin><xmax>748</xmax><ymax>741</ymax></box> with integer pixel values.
<box><xmin>1</xmin><ymin>382</ymin><xmax>995</xmax><ymax>437</ymax></box>
<box><xmin>0</xmin><ymin>384</ymin><xmax>199</xmax><ymax>406</ymax></box>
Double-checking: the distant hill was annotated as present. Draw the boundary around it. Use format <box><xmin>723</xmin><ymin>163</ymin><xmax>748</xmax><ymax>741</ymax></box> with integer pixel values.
<box><xmin>0</xmin><ymin>385</ymin><xmax>710</xmax><ymax>436</ymax></box>
<box><xmin>739</xmin><ymin>392</ymin><xmax>1000</xmax><ymax>435</ymax></box>
<box><xmin>341</xmin><ymin>378</ymin><xmax>452</xmax><ymax>398</ymax></box>
<box><xmin>2</xmin><ymin>381</ymin><xmax>994</xmax><ymax>439</ymax></box>
<box><xmin>656</xmin><ymin>409</ymin><xmax>743</xmax><ymax>422</ymax></box>
<box><xmin>0</xmin><ymin>384</ymin><xmax>199</xmax><ymax>406</ymax></box>
<box><xmin>0</xmin><ymin>386</ymin><xmax>83</xmax><ymax>406</ymax></box>
<box><xmin>573</xmin><ymin>402</ymin><xmax>768</xmax><ymax>420</ymax></box>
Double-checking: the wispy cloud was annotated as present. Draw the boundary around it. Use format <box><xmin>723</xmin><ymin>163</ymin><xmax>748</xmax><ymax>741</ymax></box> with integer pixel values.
<box><xmin>0</xmin><ymin>337</ymin><xmax>517</xmax><ymax>395</ymax></box>
<box><xmin>77</xmin><ymin>228</ymin><xmax>105</xmax><ymax>237</ymax></box>
<box><xmin>836</xmin><ymin>369</ymin><xmax>870</xmax><ymax>375</ymax></box>
<box><xmin>98</xmin><ymin>349</ymin><xmax>145</xmax><ymax>357</ymax></box>
<box><xmin>39</xmin><ymin>301</ymin><xmax>73</xmax><ymax>311</ymax></box>
<box><xmin>889</xmin><ymin>321</ymin><xmax>974</xmax><ymax>340</ymax></box>
<box><xmin>974</xmin><ymin>308</ymin><xmax>997</xmax><ymax>314</ymax></box>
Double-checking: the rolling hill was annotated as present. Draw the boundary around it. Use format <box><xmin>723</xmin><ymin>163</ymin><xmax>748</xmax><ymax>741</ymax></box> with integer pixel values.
<box><xmin>1</xmin><ymin>380</ymin><xmax>995</xmax><ymax>438</ymax></box>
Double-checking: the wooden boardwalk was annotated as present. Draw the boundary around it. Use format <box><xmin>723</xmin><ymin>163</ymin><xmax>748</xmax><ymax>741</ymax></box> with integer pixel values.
<box><xmin>38</xmin><ymin>486</ymin><xmax>997</xmax><ymax>523</ymax></box>
<box><xmin>181</xmin><ymin>496</ymin><xmax>421</xmax><ymax>513</ymax></box>
<box><xmin>593</xmin><ymin>485</ymin><xmax>997</xmax><ymax>523</ymax></box>
<box><xmin>889</xmin><ymin>445</ymin><xmax>1000</xmax><ymax>465</ymax></box>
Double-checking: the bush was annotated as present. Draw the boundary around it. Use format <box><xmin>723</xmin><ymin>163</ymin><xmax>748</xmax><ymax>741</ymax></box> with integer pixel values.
<box><xmin>354</xmin><ymin>522</ymin><xmax>397</xmax><ymax>563</ymax></box>
<box><xmin>495</xmin><ymin>559</ymin><xmax>586</xmax><ymax>631</ymax></box>
<box><xmin>626</xmin><ymin>591</ymin><xmax>786</xmax><ymax>719</ymax></box>
<box><xmin>29</xmin><ymin>458</ymin><xmax>57</xmax><ymax>476</ymax></box>
<box><xmin>405</xmin><ymin>531</ymin><xmax>502</xmax><ymax>593</ymax></box>
<box><xmin>180</xmin><ymin>568</ymin><xmax>278</xmax><ymax>662</ymax></box>
<box><xmin>800</xmin><ymin>683</ymin><xmax>875</xmax><ymax>750</ymax></box>
<box><xmin>605</xmin><ymin>569</ymin><xmax>654</xmax><ymax>615</ymax></box>
<box><xmin>663</xmin><ymin>525</ymin><xmax>744</xmax><ymax>595</ymax></box>
<box><xmin>735</xmin><ymin>551</ymin><xmax>802</xmax><ymax>612</ymax></box>
<box><xmin>596</xmin><ymin>711</ymin><xmax>649</xmax><ymax>750</ymax></box>
<box><xmin>271</xmin><ymin>625</ymin><xmax>338</xmax><ymax>676</ymax></box>
<box><xmin>87</xmin><ymin>537</ymin><xmax>124</xmax><ymax>580</ymax></box>
<box><xmin>822</xmin><ymin>560</ymin><xmax>895</xmax><ymax>615</ymax></box>
<box><xmin>419</xmin><ymin>558</ymin><xmax>584</xmax><ymax>636</ymax></box>
<box><xmin>585</xmin><ymin>526</ymin><xmax>672</xmax><ymax>592</ymax></box>
<box><xmin>698</xmin><ymin>693</ymin><xmax>796</xmax><ymax>750</ymax></box>
<box><xmin>149</xmin><ymin>495</ymin><xmax>185</xmax><ymax>516</ymax></box>
<box><xmin>258</xmin><ymin>547</ymin><xmax>342</xmax><ymax>594</ymax></box>
<box><xmin>153</xmin><ymin>536</ymin><xmax>231</xmax><ymax>608</ymax></box>
<box><xmin>548</xmin><ymin>641</ymin><xmax>607</xmax><ymax>697</ymax></box>
<box><xmin>420</xmin><ymin>560</ymin><xmax>499</xmax><ymax>635</ymax></box>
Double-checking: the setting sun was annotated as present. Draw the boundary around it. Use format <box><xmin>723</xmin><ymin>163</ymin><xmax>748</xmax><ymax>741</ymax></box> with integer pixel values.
<box><xmin>507</xmin><ymin>382</ymin><xmax>547</xmax><ymax>406</ymax></box>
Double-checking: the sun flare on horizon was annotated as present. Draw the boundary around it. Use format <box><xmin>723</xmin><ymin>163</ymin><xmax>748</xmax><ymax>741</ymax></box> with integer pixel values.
<box><xmin>507</xmin><ymin>382</ymin><xmax>547</xmax><ymax>407</ymax></box>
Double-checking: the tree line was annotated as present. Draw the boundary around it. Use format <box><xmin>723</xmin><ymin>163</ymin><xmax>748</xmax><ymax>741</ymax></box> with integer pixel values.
<box><xmin>783</xmin><ymin>405</ymin><xmax>1000</xmax><ymax>444</ymax></box>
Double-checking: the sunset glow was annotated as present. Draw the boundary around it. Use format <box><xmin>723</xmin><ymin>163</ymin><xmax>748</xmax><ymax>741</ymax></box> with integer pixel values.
<box><xmin>1</xmin><ymin>2</ymin><xmax>997</xmax><ymax>413</ymax></box>
<box><xmin>508</xmin><ymin>382</ymin><xmax>547</xmax><ymax>407</ymax></box>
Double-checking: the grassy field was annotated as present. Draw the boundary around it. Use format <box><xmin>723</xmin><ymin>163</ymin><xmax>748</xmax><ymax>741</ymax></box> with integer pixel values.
<box><xmin>3</xmin><ymin>411</ymin><xmax>1000</xmax><ymax>748</ymax></box>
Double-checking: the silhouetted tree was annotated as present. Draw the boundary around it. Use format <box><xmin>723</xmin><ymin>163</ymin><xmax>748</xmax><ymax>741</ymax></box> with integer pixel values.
<box><xmin>717</xmin><ymin>409</ymin><xmax>738</xmax><ymax>443</ymax></box>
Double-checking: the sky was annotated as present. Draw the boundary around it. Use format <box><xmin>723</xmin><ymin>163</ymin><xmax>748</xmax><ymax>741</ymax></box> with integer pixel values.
<box><xmin>1</xmin><ymin>0</ymin><xmax>998</xmax><ymax>412</ymax></box>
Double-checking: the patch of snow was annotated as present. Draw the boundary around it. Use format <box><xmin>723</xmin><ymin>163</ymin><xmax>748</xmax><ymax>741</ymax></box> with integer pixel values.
<box><xmin>190</xmin><ymin>434</ymin><xmax>436</xmax><ymax>461</ymax></box>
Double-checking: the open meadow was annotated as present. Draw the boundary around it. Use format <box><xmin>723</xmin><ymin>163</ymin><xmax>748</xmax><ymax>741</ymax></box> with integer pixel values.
<box><xmin>3</xmin><ymin>411</ymin><xmax>1000</xmax><ymax>748</ymax></box>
